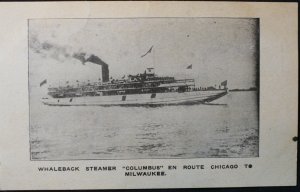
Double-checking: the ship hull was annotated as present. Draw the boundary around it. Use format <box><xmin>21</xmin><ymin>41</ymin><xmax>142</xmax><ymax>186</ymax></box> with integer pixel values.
<box><xmin>42</xmin><ymin>90</ymin><xmax>227</xmax><ymax>106</ymax></box>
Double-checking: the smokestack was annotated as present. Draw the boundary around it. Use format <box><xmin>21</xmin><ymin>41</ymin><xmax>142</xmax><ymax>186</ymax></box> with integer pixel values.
<box><xmin>73</xmin><ymin>53</ymin><xmax>110</xmax><ymax>82</ymax></box>
<box><xmin>100</xmin><ymin>64</ymin><xmax>109</xmax><ymax>82</ymax></box>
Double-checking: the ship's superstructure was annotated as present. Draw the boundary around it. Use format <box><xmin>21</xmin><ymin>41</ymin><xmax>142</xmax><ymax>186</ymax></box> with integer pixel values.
<box><xmin>43</xmin><ymin>65</ymin><xmax>228</xmax><ymax>106</ymax></box>
<box><xmin>47</xmin><ymin>68</ymin><xmax>199</xmax><ymax>98</ymax></box>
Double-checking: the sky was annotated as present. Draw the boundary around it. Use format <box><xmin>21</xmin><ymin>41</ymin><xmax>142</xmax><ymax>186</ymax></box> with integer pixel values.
<box><xmin>29</xmin><ymin>18</ymin><xmax>259</xmax><ymax>89</ymax></box>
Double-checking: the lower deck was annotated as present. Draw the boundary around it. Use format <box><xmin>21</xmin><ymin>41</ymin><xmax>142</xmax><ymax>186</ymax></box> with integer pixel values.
<box><xmin>42</xmin><ymin>90</ymin><xmax>228</xmax><ymax>106</ymax></box>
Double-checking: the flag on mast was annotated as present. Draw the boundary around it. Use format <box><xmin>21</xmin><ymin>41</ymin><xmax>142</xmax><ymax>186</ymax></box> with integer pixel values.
<box><xmin>40</xmin><ymin>79</ymin><xmax>47</xmax><ymax>87</ymax></box>
<box><xmin>221</xmin><ymin>80</ymin><xmax>227</xmax><ymax>87</ymax></box>
<box><xmin>186</xmin><ymin>64</ymin><xmax>192</xmax><ymax>69</ymax></box>
<box><xmin>141</xmin><ymin>45</ymin><xmax>153</xmax><ymax>58</ymax></box>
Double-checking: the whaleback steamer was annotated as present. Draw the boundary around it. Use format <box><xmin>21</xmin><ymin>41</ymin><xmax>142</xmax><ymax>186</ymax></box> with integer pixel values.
<box><xmin>41</xmin><ymin>57</ymin><xmax>228</xmax><ymax>106</ymax></box>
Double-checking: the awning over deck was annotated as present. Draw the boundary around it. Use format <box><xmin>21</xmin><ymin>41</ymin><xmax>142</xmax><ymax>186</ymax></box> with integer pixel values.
<box><xmin>158</xmin><ymin>82</ymin><xmax>195</xmax><ymax>88</ymax></box>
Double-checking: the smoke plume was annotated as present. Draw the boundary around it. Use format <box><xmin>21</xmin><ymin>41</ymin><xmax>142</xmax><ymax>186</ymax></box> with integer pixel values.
<box><xmin>29</xmin><ymin>35</ymin><xmax>109</xmax><ymax>82</ymax></box>
<box><xmin>72</xmin><ymin>53</ymin><xmax>109</xmax><ymax>82</ymax></box>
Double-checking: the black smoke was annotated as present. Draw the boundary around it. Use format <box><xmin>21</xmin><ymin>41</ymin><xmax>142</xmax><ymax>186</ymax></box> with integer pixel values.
<box><xmin>73</xmin><ymin>53</ymin><xmax>109</xmax><ymax>82</ymax></box>
<box><xmin>29</xmin><ymin>34</ymin><xmax>110</xmax><ymax>82</ymax></box>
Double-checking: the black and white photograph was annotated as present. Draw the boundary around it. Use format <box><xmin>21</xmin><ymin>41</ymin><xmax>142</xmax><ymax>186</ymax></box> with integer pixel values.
<box><xmin>29</xmin><ymin>18</ymin><xmax>259</xmax><ymax>160</ymax></box>
<box><xmin>0</xmin><ymin>1</ymin><xmax>298</xmax><ymax>190</ymax></box>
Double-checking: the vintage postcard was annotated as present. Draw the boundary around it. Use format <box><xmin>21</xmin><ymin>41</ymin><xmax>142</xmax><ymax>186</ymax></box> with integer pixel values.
<box><xmin>0</xmin><ymin>1</ymin><xmax>298</xmax><ymax>190</ymax></box>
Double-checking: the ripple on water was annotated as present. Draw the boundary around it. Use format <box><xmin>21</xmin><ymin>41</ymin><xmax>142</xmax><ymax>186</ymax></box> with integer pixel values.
<box><xmin>30</xmin><ymin>91</ymin><xmax>259</xmax><ymax>160</ymax></box>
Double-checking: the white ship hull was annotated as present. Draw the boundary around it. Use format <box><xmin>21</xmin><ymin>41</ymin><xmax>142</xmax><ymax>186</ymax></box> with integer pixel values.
<box><xmin>42</xmin><ymin>90</ymin><xmax>228</xmax><ymax>106</ymax></box>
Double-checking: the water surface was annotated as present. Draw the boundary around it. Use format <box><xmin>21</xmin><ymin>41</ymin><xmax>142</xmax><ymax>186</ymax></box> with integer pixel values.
<box><xmin>30</xmin><ymin>91</ymin><xmax>258</xmax><ymax>160</ymax></box>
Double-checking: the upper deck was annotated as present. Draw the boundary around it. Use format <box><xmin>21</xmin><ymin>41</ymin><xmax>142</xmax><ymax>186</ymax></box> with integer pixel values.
<box><xmin>48</xmin><ymin>71</ymin><xmax>196</xmax><ymax>98</ymax></box>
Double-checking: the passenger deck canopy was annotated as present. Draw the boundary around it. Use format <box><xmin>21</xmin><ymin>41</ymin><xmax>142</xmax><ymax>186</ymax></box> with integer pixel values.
<box><xmin>158</xmin><ymin>81</ymin><xmax>195</xmax><ymax>88</ymax></box>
